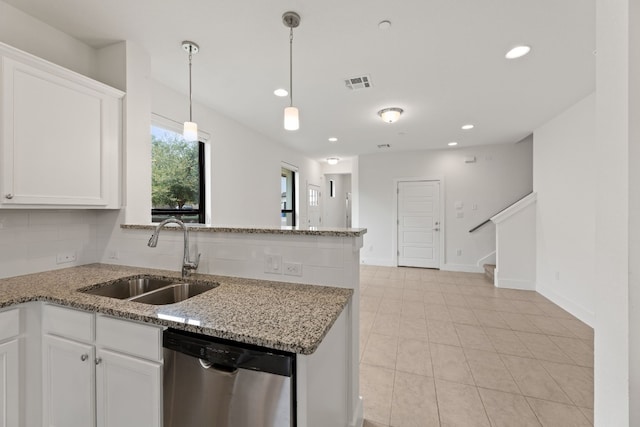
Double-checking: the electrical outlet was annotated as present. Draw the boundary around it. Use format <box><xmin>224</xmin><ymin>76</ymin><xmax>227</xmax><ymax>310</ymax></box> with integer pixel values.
<box><xmin>284</xmin><ymin>262</ymin><xmax>302</xmax><ymax>276</ymax></box>
<box><xmin>456</xmin><ymin>249</ymin><xmax>462</xmax><ymax>256</ymax></box>
<box><xmin>56</xmin><ymin>251</ymin><xmax>77</xmax><ymax>264</ymax></box>
<box><xmin>264</xmin><ymin>254</ymin><xmax>282</xmax><ymax>274</ymax></box>
<box><xmin>456</xmin><ymin>212</ymin><xmax>464</xmax><ymax>219</ymax></box>
<box><xmin>108</xmin><ymin>250</ymin><xmax>119</xmax><ymax>260</ymax></box>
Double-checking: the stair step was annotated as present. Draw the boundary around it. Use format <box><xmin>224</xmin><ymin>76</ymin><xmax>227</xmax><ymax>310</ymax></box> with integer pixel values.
<box><xmin>483</xmin><ymin>264</ymin><xmax>496</xmax><ymax>282</ymax></box>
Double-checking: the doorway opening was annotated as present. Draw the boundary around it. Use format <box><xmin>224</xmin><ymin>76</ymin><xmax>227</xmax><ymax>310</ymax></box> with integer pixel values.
<box><xmin>281</xmin><ymin>167</ymin><xmax>296</xmax><ymax>226</ymax></box>
<box><xmin>323</xmin><ymin>173</ymin><xmax>352</xmax><ymax>228</ymax></box>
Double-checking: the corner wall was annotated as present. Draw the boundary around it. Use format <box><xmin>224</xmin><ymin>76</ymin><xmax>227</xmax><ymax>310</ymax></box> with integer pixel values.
<box><xmin>533</xmin><ymin>93</ymin><xmax>596</xmax><ymax>326</ymax></box>
<box><xmin>358</xmin><ymin>140</ymin><xmax>533</xmax><ymax>270</ymax></box>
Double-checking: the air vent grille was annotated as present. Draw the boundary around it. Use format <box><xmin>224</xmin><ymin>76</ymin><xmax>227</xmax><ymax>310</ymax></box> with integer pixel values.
<box><xmin>344</xmin><ymin>75</ymin><xmax>372</xmax><ymax>90</ymax></box>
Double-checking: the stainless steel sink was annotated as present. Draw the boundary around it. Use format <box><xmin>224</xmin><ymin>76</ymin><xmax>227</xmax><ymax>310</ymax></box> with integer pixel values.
<box><xmin>79</xmin><ymin>275</ymin><xmax>218</xmax><ymax>305</ymax></box>
<box><xmin>82</xmin><ymin>276</ymin><xmax>177</xmax><ymax>299</ymax></box>
<box><xmin>128</xmin><ymin>283</ymin><xmax>216</xmax><ymax>305</ymax></box>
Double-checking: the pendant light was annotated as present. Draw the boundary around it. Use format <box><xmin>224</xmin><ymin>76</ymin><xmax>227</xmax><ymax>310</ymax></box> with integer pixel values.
<box><xmin>282</xmin><ymin>12</ymin><xmax>301</xmax><ymax>131</ymax></box>
<box><xmin>182</xmin><ymin>41</ymin><xmax>199</xmax><ymax>141</ymax></box>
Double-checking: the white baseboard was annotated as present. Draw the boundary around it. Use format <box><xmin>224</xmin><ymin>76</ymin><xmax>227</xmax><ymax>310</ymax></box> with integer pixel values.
<box><xmin>350</xmin><ymin>396</ymin><xmax>364</xmax><ymax>427</ymax></box>
<box><xmin>360</xmin><ymin>257</ymin><xmax>395</xmax><ymax>267</ymax></box>
<box><xmin>441</xmin><ymin>263</ymin><xmax>484</xmax><ymax>273</ymax></box>
<box><xmin>496</xmin><ymin>276</ymin><xmax>536</xmax><ymax>291</ymax></box>
<box><xmin>536</xmin><ymin>283</ymin><xmax>595</xmax><ymax>327</ymax></box>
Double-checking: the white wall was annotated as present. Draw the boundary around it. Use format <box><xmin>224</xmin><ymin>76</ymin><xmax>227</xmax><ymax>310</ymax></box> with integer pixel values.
<box><xmin>533</xmin><ymin>93</ymin><xmax>595</xmax><ymax>326</ymax></box>
<box><xmin>324</xmin><ymin>174</ymin><xmax>351</xmax><ymax>228</ymax></box>
<box><xmin>358</xmin><ymin>140</ymin><xmax>533</xmax><ymax>270</ymax></box>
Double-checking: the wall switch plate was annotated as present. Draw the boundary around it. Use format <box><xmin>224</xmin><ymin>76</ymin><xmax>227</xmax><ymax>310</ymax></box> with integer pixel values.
<box><xmin>456</xmin><ymin>212</ymin><xmax>464</xmax><ymax>218</ymax></box>
<box><xmin>284</xmin><ymin>262</ymin><xmax>303</xmax><ymax>276</ymax></box>
<box><xmin>56</xmin><ymin>251</ymin><xmax>77</xmax><ymax>264</ymax></box>
<box><xmin>264</xmin><ymin>254</ymin><xmax>282</xmax><ymax>274</ymax></box>
<box><xmin>456</xmin><ymin>249</ymin><xmax>462</xmax><ymax>256</ymax></box>
<box><xmin>108</xmin><ymin>250</ymin><xmax>119</xmax><ymax>260</ymax></box>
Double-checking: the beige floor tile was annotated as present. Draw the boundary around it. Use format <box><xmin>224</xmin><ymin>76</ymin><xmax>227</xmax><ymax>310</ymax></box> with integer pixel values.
<box><xmin>403</xmin><ymin>289</ymin><xmax>427</xmax><ymax>302</ymax></box>
<box><xmin>578</xmin><ymin>406</ymin><xmax>594</xmax><ymax>424</ymax></box>
<box><xmin>442</xmin><ymin>292</ymin><xmax>469</xmax><ymax>308</ymax></box>
<box><xmin>534</xmin><ymin>301</ymin><xmax>578</xmax><ymax>320</ymax></box>
<box><xmin>427</xmin><ymin>320</ymin><xmax>461</xmax><ymax>346</ymax></box>
<box><xmin>402</xmin><ymin>300</ymin><xmax>427</xmax><ymax>319</ymax></box>
<box><xmin>430</xmin><ymin>343</ymin><xmax>474</xmax><ymax>385</ymax></box>
<box><xmin>398</xmin><ymin>316</ymin><xmax>429</xmax><ymax>341</ymax></box>
<box><xmin>364</xmin><ymin>419</ymin><xmax>389</xmax><ymax>427</ymax></box>
<box><xmin>464</xmin><ymin>295</ymin><xmax>501</xmax><ymax>311</ymax></box>
<box><xmin>361</xmin><ymin>295</ymin><xmax>382</xmax><ymax>313</ymax></box>
<box><xmin>464</xmin><ymin>348</ymin><xmax>519</xmax><ymax>393</ymax></box>
<box><xmin>360</xmin><ymin>363</ymin><xmax>395</xmax><ymax>426</ymax></box>
<box><xmin>379</xmin><ymin>299</ymin><xmax>404</xmax><ymax>314</ymax></box>
<box><xmin>556</xmin><ymin>318</ymin><xmax>594</xmax><ymax>341</ymax></box>
<box><xmin>477</xmin><ymin>388</ymin><xmax>541</xmax><ymax>427</ymax></box>
<box><xmin>435</xmin><ymin>379</ymin><xmax>490</xmax><ymax>427</ymax></box>
<box><xmin>372</xmin><ymin>313</ymin><xmax>401</xmax><ymax>336</ymax></box>
<box><xmin>526</xmin><ymin>397</ymin><xmax>592</xmax><ymax>427</ymax></box>
<box><xmin>447</xmin><ymin>307</ymin><xmax>480</xmax><ymax>326</ymax></box>
<box><xmin>504</xmin><ymin>300</ymin><xmax>548</xmax><ymax>316</ymax></box>
<box><xmin>384</xmin><ymin>287</ymin><xmax>406</xmax><ymax>300</ymax></box>
<box><xmin>423</xmin><ymin>291</ymin><xmax>446</xmax><ymax>306</ymax></box>
<box><xmin>454</xmin><ymin>324</ymin><xmax>495</xmax><ymax>351</ymax></box>
<box><xmin>541</xmin><ymin>361</ymin><xmax>593</xmax><ymax>408</ymax></box>
<box><xmin>396</xmin><ymin>337</ymin><xmax>433</xmax><ymax>377</ymax></box>
<box><xmin>515</xmin><ymin>332</ymin><xmax>574</xmax><ymax>364</ymax></box>
<box><xmin>498</xmin><ymin>312</ymin><xmax>542</xmax><ymax>333</ymax></box>
<box><xmin>425</xmin><ymin>304</ymin><xmax>452</xmax><ymax>322</ymax></box>
<box><xmin>472</xmin><ymin>309</ymin><xmax>511</xmax><ymax>329</ymax></box>
<box><xmin>525</xmin><ymin>314</ymin><xmax>578</xmax><ymax>338</ymax></box>
<box><xmin>548</xmin><ymin>335</ymin><xmax>593</xmax><ymax>368</ymax></box>
<box><xmin>361</xmin><ymin>310</ymin><xmax>376</xmax><ymax>332</ymax></box>
<box><xmin>501</xmin><ymin>354</ymin><xmax>571</xmax><ymax>404</ymax></box>
<box><xmin>437</xmin><ymin>282</ymin><xmax>462</xmax><ymax>294</ymax></box>
<box><xmin>404</xmin><ymin>279</ymin><xmax>426</xmax><ymax>290</ymax></box>
<box><xmin>390</xmin><ymin>372</ymin><xmax>439</xmax><ymax>427</ymax></box>
<box><xmin>484</xmin><ymin>327</ymin><xmax>533</xmax><ymax>358</ymax></box>
<box><xmin>363</xmin><ymin>285</ymin><xmax>388</xmax><ymax>298</ymax></box>
<box><xmin>493</xmin><ymin>288</ymin><xmax>540</xmax><ymax>302</ymax></box>
<box><xmin>363</xmin><ymin>333</ymin><xmax>399</xmax><ymax>369</ymax></box>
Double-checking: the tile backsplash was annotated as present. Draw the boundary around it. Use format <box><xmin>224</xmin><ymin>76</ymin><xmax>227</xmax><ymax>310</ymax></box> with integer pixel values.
<box><xmin>0</xmin><ymin>210</ymin><xmax>102</xmax><ymax>279</ymax></box>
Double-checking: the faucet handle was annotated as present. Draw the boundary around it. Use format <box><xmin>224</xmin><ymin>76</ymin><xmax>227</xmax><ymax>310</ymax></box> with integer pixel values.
<box><xmin>194</xmin><ymin>253</ymin><xmax>201</xmax><ymax>268</ymax></box>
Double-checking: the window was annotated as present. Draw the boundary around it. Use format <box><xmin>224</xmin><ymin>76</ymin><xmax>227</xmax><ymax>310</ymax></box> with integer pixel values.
<box><xmin>151</xmin><ymin>125</ymin><xmax>205</xmax><ymax>223</ymax></box>
<box><xmin>281</xmin><ymin>167</ymin><xmax>296</xmax><ymax>226</ymax></box>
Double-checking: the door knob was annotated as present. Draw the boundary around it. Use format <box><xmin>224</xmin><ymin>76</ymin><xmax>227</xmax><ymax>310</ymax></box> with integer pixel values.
<box><xmin>433</xmin><ymin>227</ymin><xmax>440</xmax><ymax>232</ymax></box>
<box><xmin>80</xmin><ymin>354</ymin><xmax>89</xmax><ymax>362</ymax></box>
<box><xmin>4</xmin><ymin>194</ymin><xmax>13</xmax><ymax>199</ymax></box>
<box><xmin>95</xmin><ymin>357</ymin><xmax>102</xmax><ymax>365</ymax></box>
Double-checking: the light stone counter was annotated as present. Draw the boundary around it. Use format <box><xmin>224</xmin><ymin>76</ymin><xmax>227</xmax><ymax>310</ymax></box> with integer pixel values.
<box><xmin>121</xmin><ymin>223</ymin><xmax>367</xmax><ymax>237</ymax></box>
<box><xmin>0</xmin><ymin>263</ymin><xmax>352</xmax><ymax>354</ymax></box>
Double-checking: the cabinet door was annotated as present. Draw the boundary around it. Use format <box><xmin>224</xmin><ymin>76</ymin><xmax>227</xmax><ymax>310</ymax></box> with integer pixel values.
<box><xmin>42</xmin><ymin>335</ymin><xmax>95</xmax><ymax>427</ymax></box>
<box><xmin>0</xmin><ymin>339</ymin><xmax>18</xmax><ymax>427</ymax></box>
<box><xmin>1</xmin><ymin>55</ymin><xmax>122</xmax><ymax>208</ymax></box>
<box><xmin>95</xmin><ymin>348</ymin><xmax>162</xmax><ymax>427</ymax></box>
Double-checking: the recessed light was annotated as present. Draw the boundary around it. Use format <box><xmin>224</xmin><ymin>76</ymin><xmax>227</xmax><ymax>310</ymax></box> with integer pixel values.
<box><xmin>461</xmin><ymin>124</ymin><xmax>474</xmax><ymax>130</ymax></box>
<box><xmin>448</xmin><ymin>142</ymin><xmax>458</xmax><ymax>146</ymax></box>
<box><xmin>505</xmin><ymin>45</ymin><xmax>531</xmax><ymax>59</ymax></box>
<box><xmin>328</xmin><ymin>137</ymin><xmax>338</xmax><ymax>142</ymax></box>
<box><xmin>274</xmin><ymin>88</ymin><xmax>288</xmax><ymax>97</ymax></box>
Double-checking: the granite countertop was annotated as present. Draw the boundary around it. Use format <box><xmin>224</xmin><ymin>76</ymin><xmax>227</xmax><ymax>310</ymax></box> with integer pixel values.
<box><xmin>0</xmin><ymin>264</ymin><xmax>352</xmax><ymax>354</ymax></box>
<box><xmin>121</xmin><ymin>224</ymin><xmax>367</xmax><ymax>237</ymax></box>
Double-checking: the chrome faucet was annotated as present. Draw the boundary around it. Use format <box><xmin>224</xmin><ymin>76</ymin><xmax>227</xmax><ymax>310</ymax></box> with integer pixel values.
<box><xmin>148</xmin><ymin>218</ymin><xmax>201</xmax><ymax>278</ymax></box>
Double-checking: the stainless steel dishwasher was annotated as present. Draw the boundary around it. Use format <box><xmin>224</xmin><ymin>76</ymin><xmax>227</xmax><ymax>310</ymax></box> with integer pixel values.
<box><xmin>163</xmin><ymin>328</ymin><xmax>295</xmax><ymax>427</ymax></box>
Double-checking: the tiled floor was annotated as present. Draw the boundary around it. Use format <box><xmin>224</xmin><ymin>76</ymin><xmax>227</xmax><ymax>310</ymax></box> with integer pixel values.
<box><xmin>359</xmin><ymin>266</ymin><xmax>594</xmax><ymax>427</ymax></box>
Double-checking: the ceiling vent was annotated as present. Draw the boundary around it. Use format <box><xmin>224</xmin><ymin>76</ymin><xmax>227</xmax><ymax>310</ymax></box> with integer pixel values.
<box><xmin>344</xmin><ymin>75</ymin><xmax>372</xmax><ymax>90</ymax></box>
<box><xmin>377</xmin><ymin>144</ymin><xmax>391</xmax><ymax>149</ymax></box>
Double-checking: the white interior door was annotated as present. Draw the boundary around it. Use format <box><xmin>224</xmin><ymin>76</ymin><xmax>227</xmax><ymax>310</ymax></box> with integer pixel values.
<box><xmin>397</xmin><ymin>180</ymin><xmax>441</xmax><ymax>268</ymax></box>
<box><xmin>308</xmin><ymin>184</ymin><xmax>321</xmax><ymax>227</ymax></box>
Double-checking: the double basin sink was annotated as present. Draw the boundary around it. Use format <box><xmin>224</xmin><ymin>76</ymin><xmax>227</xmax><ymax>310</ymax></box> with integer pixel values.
<box><xmin>80</xmin><ymin>276</ymin><xmax>218</xmax><ymax>305</ymax></box>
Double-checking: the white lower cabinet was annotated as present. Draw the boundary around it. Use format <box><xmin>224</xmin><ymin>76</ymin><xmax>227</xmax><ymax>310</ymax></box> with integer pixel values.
<box><xmin>42</xmin><ymin>335</ymin><xmax>95</xmax><ymax>427</ymax></box>
<box><xmin>0</xmin><ymin>339</ymin><xmax>19</xmax><ymax>427</ymax></box>
<box><xmin>41</xmin><ymin>305</ymin><xmax>163</xmax><ymax>427</ymax></box>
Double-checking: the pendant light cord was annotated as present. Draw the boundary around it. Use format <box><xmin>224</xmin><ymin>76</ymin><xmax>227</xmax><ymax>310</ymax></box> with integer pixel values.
<box><xmin>289</xmin><ymin>27</ymin><xmax>293</xmax><ymax>108</ymax></box>
<box><xmin>188</xmin><ymin>48</ymin><xmax>193</xmax><ymax>122</ymax></box>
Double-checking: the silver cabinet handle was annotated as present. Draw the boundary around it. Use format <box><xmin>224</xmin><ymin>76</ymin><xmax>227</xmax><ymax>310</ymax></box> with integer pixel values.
<box><xmin>4</xmin><ymin>194</ymin><xmax>13</xmax><ymax>200</ymax></box>
<box><xmin>80</xmin><ymin>354</ymin><xmax>89</xmax><ymax>362</ymax></box>
<box><xmin>433</xmin><ymin>227</ymin><xmax>440</xmax><ymax>231</ymax></box>
<box><xmin>95</xmin><ymin>357</ymin><xmax>102</xmax><ymax>365</ymax></box>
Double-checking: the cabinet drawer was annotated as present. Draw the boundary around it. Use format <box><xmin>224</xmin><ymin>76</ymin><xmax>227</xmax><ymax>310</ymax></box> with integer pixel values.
<box><xmin>0</xmin><ymin>308</ymin><xmax>20</xmax><ymax>341</ymax></box>
<box><xmin>96</xmin><ymin>315</ymin><xmax>163</xmax><ymax>361</ymax></box>
<box><xmin>42</xmin><ymin>304</ymin><xmax>94</xmax><ymax>342</ymax></box>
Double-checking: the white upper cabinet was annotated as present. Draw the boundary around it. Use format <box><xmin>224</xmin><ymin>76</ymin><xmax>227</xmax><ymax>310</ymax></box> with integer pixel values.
<box><xmin>0</xmin><ymin>42</ymin><xmax>124</xmax><ymax>209</ymax></box>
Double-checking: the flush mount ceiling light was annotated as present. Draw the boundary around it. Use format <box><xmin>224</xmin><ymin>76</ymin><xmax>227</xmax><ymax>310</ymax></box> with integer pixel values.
<box><xmin>327</xmin><ymin>157</ymin><xmax>340</xmax><ymax>165</ymax></box>
<box><xmin>181</xmin><ymin>41</ymin><xmax>199</xmax><ymax>142</ymax></box>
<box><xmin>378</xmin><ymin>107</ymin><xmax>404</xmax><ymax>123</ymax></box>
<box><xmin>283</xmin><ymin>11</ymin><xmax>301</xmax><ymax>131</ymax></box>
<box><xmin>461</xmin><ymin>124</ymin><xmax>475</xmax><ymax>130</ymax></box>
<box><xmin>505</xmin><ymin>45</ymin><xmax>531</xmax><ymax>59</ymax></box>
<box><xmin>448</xmin><ymin>142</ymin><xmax>458</xmax><ymax>146</ymax></box>
<box><xmin>274</xmin><ymin>88</ymin><xmax>288</xmax><ymax>97</ymax></box>
<box><xmin>328</xmin><ymin>137</ymin><xmax>338</xmax><ymax>142</ymax></box>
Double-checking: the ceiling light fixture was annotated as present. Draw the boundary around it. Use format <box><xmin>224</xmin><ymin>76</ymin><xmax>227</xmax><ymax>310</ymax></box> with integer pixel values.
<box><xmin>182</xmin><ymin>41</ymin><xmax>199</xmax><ymax>141</ymax></box>
<box><xmin>274</xmin><ymin>88</ymin><xmax>288</xmax><ymax>97</ymax></box>
<box><xmin>283</xmin><ymin>11</ymin><xmax>301</xmax><ymax>131</ymax></box>
<box><xmin>448</xmin><ymin>142</ymin><xmax>458</xmax><ymax>146</ymax></box>
<box><xmin>505</xmin><ymin>45</ymin><xmax>531</xmax><ymax>59</ymax></box>
<box><xmin>378</xmin><ymin>107</ymin><xmax>404</xmax><ymax>123</ymax></box>
<box><xmin>378</xmin><ymin>20</ymin><xmax>392</xmax><ymax>31</ymax></box>
<box><xmin>327</xmin><ymin>158</ymin><xmax>340</xmax><ymax>165</ymax></box>
<box><xmin>461</xmin><ymin>124</ymin><xmax>474</xmax><ymax>130</ymax></box>
<box><xmin>328</xmin><ymin>137</ymin><xmax>338</xmax><ymax>142</ymax></box>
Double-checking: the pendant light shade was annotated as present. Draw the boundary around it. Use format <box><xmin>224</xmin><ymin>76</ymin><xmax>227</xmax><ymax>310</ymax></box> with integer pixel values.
<box><xmin>284</xmin><ymin>106</ymin><xmax>299</xmax><ymax>131</ymax></box>
<box><xmin>283</xmin><ymin>12</ymin><xmax>301</xmax><ymax>131</ymax></box>
<box><xmin>182</xmin><ymin>41</ymin><xmax>199</xmax><ymax>141</ymax></box>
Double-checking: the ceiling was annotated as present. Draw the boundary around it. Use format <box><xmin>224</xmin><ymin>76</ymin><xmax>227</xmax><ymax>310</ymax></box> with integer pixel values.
<box><xmin>4</xmin><ymin>0</ymin><xmax>595</xmax><ymax>161</ymax></box>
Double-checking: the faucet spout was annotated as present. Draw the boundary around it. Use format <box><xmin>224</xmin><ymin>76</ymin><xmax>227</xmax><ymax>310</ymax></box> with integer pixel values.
<box><xmin>148</xmin><ymin>218</ymin><xmax>201</xmax><ymax>278</ymax></box>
